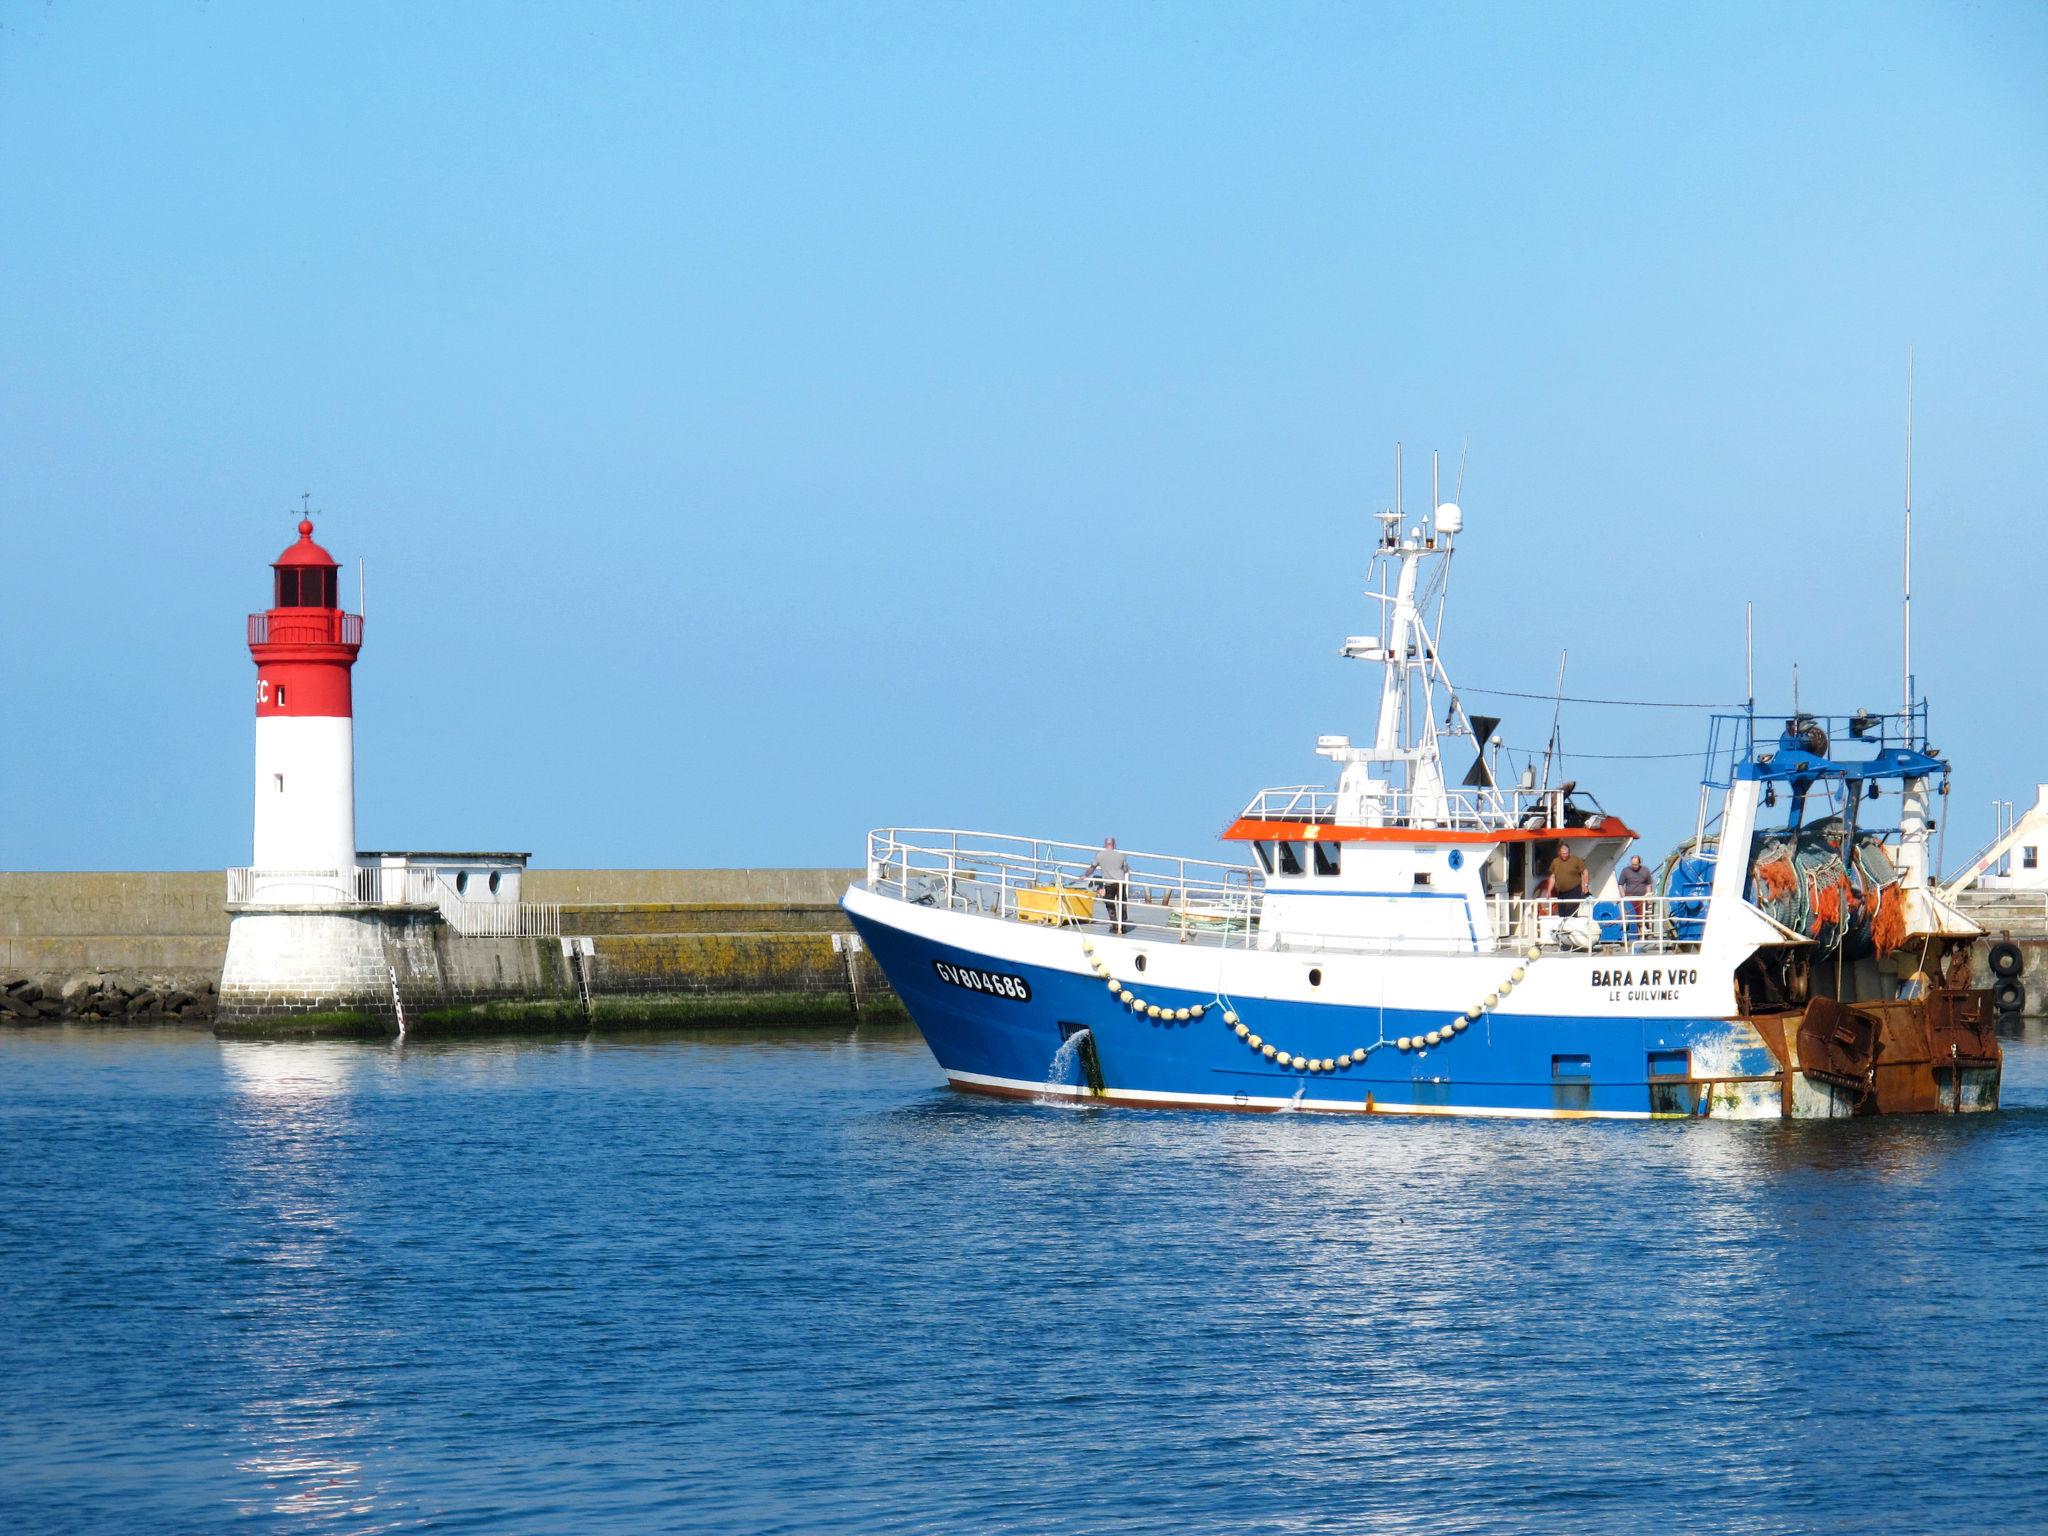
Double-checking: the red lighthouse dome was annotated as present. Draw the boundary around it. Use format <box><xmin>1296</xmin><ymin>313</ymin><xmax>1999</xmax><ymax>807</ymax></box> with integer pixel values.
<box><xmin>249</xmin><ymin>517</ymin><xmax>362</xmax><ymax>712</ymax></box>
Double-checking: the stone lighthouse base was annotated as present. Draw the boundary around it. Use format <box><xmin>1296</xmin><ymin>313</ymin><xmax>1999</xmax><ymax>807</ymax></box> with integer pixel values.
<box><xmin>217</xmin><ymin>908</ymin><xmax>404</xmax><ymax>1036</ymax></box>
<box><xmin>215</xmin><ymin>904</ymin><xmax>591</xmax><ymax>1038</ymax></box>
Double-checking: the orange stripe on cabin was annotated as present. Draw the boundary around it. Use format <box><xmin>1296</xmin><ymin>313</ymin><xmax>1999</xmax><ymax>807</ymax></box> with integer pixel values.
<box><xmin>1219</xmin><ymin>817</ymin><xmax>1638</xmax><ymax>845</ymax></box>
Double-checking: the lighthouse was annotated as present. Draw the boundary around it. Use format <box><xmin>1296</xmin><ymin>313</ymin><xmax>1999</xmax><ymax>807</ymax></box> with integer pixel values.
<box><xmin>219</xmin><ymin>510</ymin><xmax>392</xmax><ymax>1028</ymax></box>
<box><xmin>219</xmin><ymin>509</ymin><xmax>538</xmax><ymax>1035</ymax></box>
<box><xmin>248</xmin><ymin>517</ymin><xmax>362</xmax><ymax>899</ymax></box>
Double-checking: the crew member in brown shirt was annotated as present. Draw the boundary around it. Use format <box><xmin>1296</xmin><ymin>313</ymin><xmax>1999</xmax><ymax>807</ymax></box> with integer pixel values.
<box><xmin>1549</xmin><ymin>845</ymin><xmax>1589</xmax><ymax>916</ymax></box>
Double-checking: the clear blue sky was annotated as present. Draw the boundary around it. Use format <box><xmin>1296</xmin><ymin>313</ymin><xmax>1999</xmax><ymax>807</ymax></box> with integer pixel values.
<box><xmin>3</xmin><ymin>2</ymin><xmax>2044</xmax><ymax>872</ymax></box>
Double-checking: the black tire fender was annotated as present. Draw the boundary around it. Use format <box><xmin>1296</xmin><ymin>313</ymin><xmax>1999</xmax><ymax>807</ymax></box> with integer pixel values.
<box><xmin>1990</xmin><ymin>941</ymin><xmax>2024</xmax><ymax>978</ymax></box>
<box><xmin>1993</xmin><ymin>978</ymin><xmax>2025</xmax><ymax>1014</ymax></box>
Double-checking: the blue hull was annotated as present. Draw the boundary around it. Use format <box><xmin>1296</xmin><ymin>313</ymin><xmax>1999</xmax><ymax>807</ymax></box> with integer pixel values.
<box><xmin>848</xmin><ymin>907</ymin><xmax>1772</xmax><ymax>1118</ymax></box>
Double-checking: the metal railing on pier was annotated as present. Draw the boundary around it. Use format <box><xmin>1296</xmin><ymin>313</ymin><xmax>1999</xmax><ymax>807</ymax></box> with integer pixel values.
<box><xmin>1948</xmin><ymin>890</ymin><xmax>2048</xmax><ymax>933</ymax></box>
<box><xmin>438</xmin><ymin>898</ymin><xmax>562</xmax><ymax>938</ymax></box>
<box><xmin>225</xmin><ymin>866</ymin><xmax>561</xmax><ymax>936</ymax></box>
<box><xmin>866</xmin><ymin>829</ymin><xmax>1263</xmax><ymax>948</ymax></box>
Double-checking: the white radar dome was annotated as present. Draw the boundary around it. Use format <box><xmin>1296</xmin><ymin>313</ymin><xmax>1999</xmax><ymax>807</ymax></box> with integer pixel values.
<box><xmin>1434</xmin><ymin>501</ymin><xmax>1463</xmax><ymax>534</ymax></box>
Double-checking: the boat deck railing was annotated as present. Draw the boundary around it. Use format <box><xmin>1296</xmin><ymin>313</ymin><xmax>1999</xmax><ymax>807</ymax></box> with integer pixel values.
<box><xmin>865</xmin><ymin>830</ymin><xmax>1713</xmax><ymax>957</ymax></box>
<box><xmin>865</xmin><ymin>829</ymin><xmax>1264</xmax><ymax>948</ymax></box>
<box><xmin>1236</xmin><ymin>783</ymin><xmax>1595</xmax><ymax>833</ymax></box>
<box><xmin>1275</xmin><ymin>893</ymin><xmax>1711</xmax><ymax>957</ymax></box>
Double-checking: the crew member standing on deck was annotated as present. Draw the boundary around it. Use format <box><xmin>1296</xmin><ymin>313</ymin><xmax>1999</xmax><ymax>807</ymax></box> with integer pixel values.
<box><xmin>1089</xmin><ymin>836</ymin><xmax>1130</xmax><ymax>935</ymax></box>
<box><xmin>1549</xmin><ymin>843</ymin><xmax>1590</xmax><ymax>916</ymax></box>
<box><xmin>1618</xmin><ymin>854</ymin><xmax>1655</xmax><ymax>939</ymax></box>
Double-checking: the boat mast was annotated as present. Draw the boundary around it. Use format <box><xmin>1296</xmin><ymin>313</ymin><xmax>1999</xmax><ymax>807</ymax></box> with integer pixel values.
<box><xmin>1326</xmin><ymin>446</ymin><xmax>1472</xmax><ymax>828</ymax></box>
<box><xmin>1896</xmin><ymin>349</ymin><xmax>1932</xmax><ymax>888</ymax></box>
<box><xmin>1903</xmin><ymin>347</ymin><xmax>1914</xmax><ymax>744</ymax></box>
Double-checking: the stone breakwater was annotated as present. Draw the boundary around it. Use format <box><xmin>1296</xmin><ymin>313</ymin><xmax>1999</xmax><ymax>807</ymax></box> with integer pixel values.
<box><xmin>0</xmin><ymin>973</ymin><xmax>217</xmax><ymax>1022</ymax></box>
<box><xmin>0</xmin><ymin>869</ymin><xmax>899</xmax><ymax>1038</ymax></box>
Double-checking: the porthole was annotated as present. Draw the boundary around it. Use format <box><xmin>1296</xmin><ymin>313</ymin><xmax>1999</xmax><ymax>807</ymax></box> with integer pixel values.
<box><xmin>1134</xmin><ymin>954</ymin><xmax>1147</xmax><ymax>972</ymax></box>
<box><xmin>455</xmin><ymin>870</ymin><xmax>470</xmax><ymax>896</ymax></box>
<box><xmin>1309</xmin><ymin>968</ymin><xmax>1323</xmax><ymax>987</ymax></box>
<box><xmin>489</xmin><ymin>871</ymin><xmax>502</xmax><ymax>896</ymax></box>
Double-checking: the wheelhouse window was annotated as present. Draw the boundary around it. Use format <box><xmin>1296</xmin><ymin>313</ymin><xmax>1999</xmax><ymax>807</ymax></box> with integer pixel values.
<box><xmin>1278</xmin><ymin>842</ymin><xmax>1305</xmax><ymax>877</ymax></box>
<box><xmin>1313</xmin><ymin>842</ymin><xmax>1341</xmax><ymax>877</ymax></box>
<box><xmin>1252</xmin><ymin>841</ymin><xmax>1276</xmax><ymax>875</ymax></box>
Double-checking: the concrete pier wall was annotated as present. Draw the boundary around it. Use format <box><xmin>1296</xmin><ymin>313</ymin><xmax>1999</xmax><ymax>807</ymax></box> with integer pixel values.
<box><xmin>0</xmin><ymin>869</ymin><xmax>896</xmax><ymax>1035</ymax></box>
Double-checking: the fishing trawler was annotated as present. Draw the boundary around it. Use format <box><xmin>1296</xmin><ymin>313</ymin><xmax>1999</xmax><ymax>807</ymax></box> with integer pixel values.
<box><xmin>842</xmin><ymin>482</ymin><xmax>2000</xmax><ymax>1118</ymax></box>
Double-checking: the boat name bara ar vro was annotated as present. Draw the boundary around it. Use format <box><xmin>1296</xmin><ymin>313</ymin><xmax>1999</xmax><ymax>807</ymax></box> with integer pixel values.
<box><xmin>843</xmin><ymin>472</ymin><xmax>1999</xmax><ymax>1119</ymax></box>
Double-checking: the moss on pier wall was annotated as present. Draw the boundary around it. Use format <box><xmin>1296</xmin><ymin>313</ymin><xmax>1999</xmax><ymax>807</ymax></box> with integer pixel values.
<box><xmin>208</xmin><ymin>898</ymin><xmax>898</xmax><ymax>1040</ymax></box>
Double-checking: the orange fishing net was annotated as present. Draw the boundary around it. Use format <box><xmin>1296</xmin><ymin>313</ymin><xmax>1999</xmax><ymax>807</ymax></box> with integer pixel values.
<box><xmin>1756</xmin><ymin>859</ymin><xmax>1798</xmax><ymax>901</ymax></box>
<box><xmin>1870</xmin><ymin>881</ymin><xmax>1906</xmax><ymax>957</ymax></box>
<box><xmin>1810</xmin><ymin>876</ymin><xmax>1852</xmax><ymax>928</ymax></box>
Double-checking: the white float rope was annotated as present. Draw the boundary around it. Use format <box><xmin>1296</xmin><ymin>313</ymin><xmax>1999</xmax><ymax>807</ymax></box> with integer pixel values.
<box><xmin>1080</xmin><ymin>934</ymin><xmax>1546</xmax><ymax>1073</ymax></box>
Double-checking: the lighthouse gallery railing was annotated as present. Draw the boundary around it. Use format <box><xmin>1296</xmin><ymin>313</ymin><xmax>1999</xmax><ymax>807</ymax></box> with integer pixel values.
<box><xmin>246</xmin><ymin>611</ymin><xmax>364</xmax><ymax>646</ymax></box>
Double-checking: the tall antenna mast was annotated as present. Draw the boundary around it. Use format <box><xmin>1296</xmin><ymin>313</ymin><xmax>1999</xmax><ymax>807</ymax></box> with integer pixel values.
<box><xmin>1903</xmin><ymin>347</ymin><xmax>1915</xmax><ymax>740</ymax></box>
<box><xmin>1745</xmin><ymin>600</ymin><xmax>1754</xmax><ymax>717</ymax></box>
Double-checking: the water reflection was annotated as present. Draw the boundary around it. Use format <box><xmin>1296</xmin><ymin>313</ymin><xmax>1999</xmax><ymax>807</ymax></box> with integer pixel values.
<box><xmin>218</xmin><ymin>1042</ymin><xmax>390</xmax><ymax>1524</ymax></box>
<box><xmin>221</xmin><ymin>1039</ymin><xmax>371</xmax><ymax>1098</ymax></box>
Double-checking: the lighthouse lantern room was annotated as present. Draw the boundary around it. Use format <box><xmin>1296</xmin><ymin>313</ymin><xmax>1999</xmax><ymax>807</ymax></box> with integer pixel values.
<box><xmin>247</xmin><ymin>518</ymin><xmax>363</xmax><ymax>900</ymax></box>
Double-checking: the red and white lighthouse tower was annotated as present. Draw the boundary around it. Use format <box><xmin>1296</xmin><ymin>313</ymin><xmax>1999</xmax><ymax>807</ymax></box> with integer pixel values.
<box><xmin>247</xmin><ymin>517</ymin><xmax>362</xmax><ymax>897</ymax></box>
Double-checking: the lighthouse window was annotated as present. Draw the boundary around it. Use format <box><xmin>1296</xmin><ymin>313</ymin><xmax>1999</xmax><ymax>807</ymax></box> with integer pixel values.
<box><xmin>1313</xmin><ymin>842</ymin><xmax>1340</xmax><ymax>877</ymax></box>
<box><xmin>1277</xmin><ymin>842</ymin><xmax>1305</xmax><ymax>877</ymax></box>
<box><xmin>274</xmin><ymin>566</ymin><xmax>338</xmax><ymax>608</ymax></box>
<box><xmin>2025</xmin><ymin>847</ymin><xmax>2039</xmax><ymax>870</ymax></box>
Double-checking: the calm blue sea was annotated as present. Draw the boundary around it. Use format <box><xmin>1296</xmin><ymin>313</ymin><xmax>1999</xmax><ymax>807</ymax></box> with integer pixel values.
<box><xmin>3</xmin><ymin>1021</ymin><xmax>2046</xmax><ymax>1536</ymax></box>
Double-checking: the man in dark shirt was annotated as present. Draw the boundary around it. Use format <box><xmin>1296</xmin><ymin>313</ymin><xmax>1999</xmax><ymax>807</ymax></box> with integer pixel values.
<box><xmin>1089</xmin><ymin>836</ymin><xmax>1131</xmax><ymax>935</ymax></box>
<box><xmin>1617</xmin><ymin>854</ymin><xmax>1655</xmax><ymax>940</ymax></box>
<box><xmin>1549</xmin><ymin>844</ymin><xmax>1589</xmax><ymax>916</ymax></box>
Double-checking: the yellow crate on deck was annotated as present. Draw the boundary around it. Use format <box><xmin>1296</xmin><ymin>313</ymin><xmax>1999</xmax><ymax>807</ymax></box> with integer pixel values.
<box><xmin>1016</xmin><ymin>884</ymin><xmax>1096</xmax><ymax>926</ymax></box>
